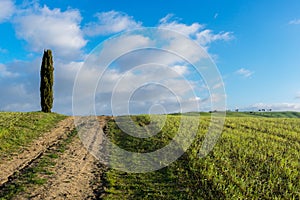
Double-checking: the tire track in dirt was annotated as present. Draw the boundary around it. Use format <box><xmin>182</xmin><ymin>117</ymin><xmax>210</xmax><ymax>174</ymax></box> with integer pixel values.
<box><xmin>9</xmin><ymin>116</ymin><xmax>110</xmax><ymax>200</ymax></box>
<box><xmin>19</xmin><ymin>137</ymin><xmax>98</xmax><ymax>200</ymax></box>
<box><xmin>0</xmin><ymin>117</ymin><xmax>75</xmax><ymax>185</ymax></box>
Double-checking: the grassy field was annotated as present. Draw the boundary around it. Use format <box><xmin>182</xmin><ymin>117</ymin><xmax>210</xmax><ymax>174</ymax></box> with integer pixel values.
<box><xmin>103</xmin><ymin>114</ymin><xmax>300</xmax><ymax>199</ymax></box>
<box><xmin>0</xmin><ymin>111</ymin><xmax>299</xmax><ymax>199</ymax></box>
<box><xmin>0</xmin><ymin>112</ymin><xmax>66</xmax><ymax>159</ymax></box>
<box><xmin>179</xmin><ymin>111</ymin><xmax>300</xmax><ymax>118</ymax></box>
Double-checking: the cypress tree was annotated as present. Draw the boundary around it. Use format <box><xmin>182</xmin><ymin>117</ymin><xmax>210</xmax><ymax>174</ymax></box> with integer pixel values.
<box><xmin>40</xmin><ymin>49</ymin><xmax>54</xmax><ymax>113</ymax></box>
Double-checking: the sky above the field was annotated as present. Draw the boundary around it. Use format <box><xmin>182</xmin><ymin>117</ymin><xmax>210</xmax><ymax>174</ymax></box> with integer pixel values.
<box><xmin>0</xmin><ymin>0</ymin><xmax>300</xmax><ymax>115</ymax></box>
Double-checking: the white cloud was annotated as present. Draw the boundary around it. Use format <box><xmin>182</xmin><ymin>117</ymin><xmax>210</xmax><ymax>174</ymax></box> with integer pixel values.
<box><xmin>235</xmin><ymin>68</ymin><xmax>254</xmax><ymax>78</ymax></box>
<box><xmin>0</xmin><ymin>59</ymin><xmax>43</xmax><ymax>112</ymax></box>
<box><xmin>84</xmin><ymin>10</ymin><xmax>142</xmax><ymax>36</ymax></box>
<box><xmin>196</xmin><ymin>30</ymin><xmax>232</xmax><ymax>47</ymax></box>
<box><xmin>159</xmin><ymin>14</ymin><xmax>176</xmax><ymax>24</ymax></box>
<box><xmin>173</xmin><ymin>65</ymin><xmax>188</xmax><ymax>75</ymax></box>
<box><xmin>98</xmin><ymin>34</ymin><xmax>153</xmax><ymax>67</ymax></box>
<box><xmin>0</xmin><ymin>0</ymin><xmax>15</xmax><ymax>23</ymax></box>
<box><xmin>159</xmin><ymin>17</ymin><xmax>203</xmax><ymax>37</ymax></box>
<box><xmin>0</xmin><ymin>59</ymin><xmax>83</xmax><ymax>114</ymax></box>
<box><xmin>162</xmin><ymin>33</ymin><xmax>208</xmax><ymax>63</ymax></box>
<box><xmin>295</xmin><ymin>93</ymin><xmax>300</xmax><ymax>99</ymax></box>
<box><xmin>212</xmin><ymin>82</ymin><xmax>223</xmax><ymax>89</ymax></box>
<box><xmin>0</xmin><ymin>83</ymin><xmax>39</xmax><ymax>112</ymax></box>
<box><xmin>158</xmin><ymin>14</ymin><xmax>233</xmax><ymax>47</ymax></box>
<box><xmin>245</xmin><ymin>103</ymin><xmax>300</xmax><ymax>112</ymax></box>
<box><xmin>53</xmin><ymin>61</ymin><xmax>83</xmax><ymax>113</ymax></box>
<box><xmin>55</xmin><ymin>19</ymin><xmax>228</xmax><ymax>115</ymax></box>
<box><xmin>0</xmin><ymin>63</ymin><xmax>19</xmax><ymax>78</ymax></box>
<box><xmin>1</xmin><ymin>10</ymin><xmax>229</xmax><ymax>114</ymax></box>
<box><xmin>1</xmin><ymin>56</ymin><xmax>199</xmax><ymax>115</ymax></box>
<box><xmin>74</xmin><ymin>57</ymin><xmax>204</xmax><ymax>115</ymax></box>
<box><xmin>289</xmin><ymin>19</ymin><xmax>300</xmax><ymax>25</ymax></box>
<box><xmin>13</xmin><ymin>5</ymin><xmax>87</xmax><ymax>60</ymax></box>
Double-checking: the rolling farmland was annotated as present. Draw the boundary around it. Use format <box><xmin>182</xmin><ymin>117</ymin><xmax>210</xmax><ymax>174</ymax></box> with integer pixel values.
<box><xmin>103</xmin><ymin>115</ymin><xmax>300</xmax><ymax>199</ymax></box>
<box><xmin>0</xmin><ymin>112</ymin><xmax>299</xmax><ymax>199</ymax></box>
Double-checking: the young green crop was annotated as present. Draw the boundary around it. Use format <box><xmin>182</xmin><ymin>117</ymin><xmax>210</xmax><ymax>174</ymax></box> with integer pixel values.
<box><xmin>102</xmin><ymin>115</ymin><xmax>300</xmax><ymax>199</ymax></box>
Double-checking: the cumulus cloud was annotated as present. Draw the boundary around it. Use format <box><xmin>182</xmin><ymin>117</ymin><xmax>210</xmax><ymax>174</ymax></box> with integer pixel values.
<box><xmin>1</xmin><ymin>9</ymin><xmax>229</xmax><ymax>114</ymax></box>
<box><xmin>13</xmin><ymin>5</ymin><xmax>87</xmax><ymax>60</ymax></box>
<box><xmin>0</xmin><ymin>0</ymin><xmax>15</xmax><ymax>23</ymax></box>
<box><xmin>172</xmin><ymin>65</ymin><xmax>188</xmax><ymax>76</ymax></box>
<box><xmin>74</xmin><ymin>59</ymin><xmax>202</xmax><ymax>115</ymax></box>
<box><xmin>196</xmin><ymin>30</ymin><xmax>232</xmax><ymax>47</ymax></box>
<box><xmin>289</xmin><ymin>19</ymin><xmax>300</xmax><ymax>25</ymax></box>
<box><xmin>0</xmin><ymin>84</ymin><xmax>38</xmax><ymax>112</ymax></box>
<box><xmin>0</xmin><ymin>59</ymin><xmax>41</xmax><ymax>111</ymax></box>
<box><xmin>72</xmin><ymin>26</ymin><xmax>227</xmax><ymax>116</ymax></box>
<box><xmin>0</xmin><ymin>58</ymin><xmax>84</xmax><ymax>114</ymax></box>
<box><xmin>0</xmin><ymin>63</ymin><xmax>19</xmax><ymax>78</ymax></box>
<box><xmin>84</xmin><ymin>10</ymin><xmax>142</xmax><ymax>36</ymax></box>
<box><xmin>96</xmin><ymin>34</ymin><xmax>153</xmax><ymax>68</ymax></box>
<box><xmin>53</xmin><ymin>61</ymin><xmax>83</xmax><ymax>113</ymax></box>
<box><xmin>235</xmin><ymin>68</ymin><xmax>254</xmax><ymax>78</ymax></box>
<box><xmin>159</xmin><ymin>14</ymin><xmax>204</xmax><ymax>37</ymax></box>
<box><xmin>1</xmin><ymin>56</ymin><xmax>206</xmax><ymax>115</ymax></box>
<box><xmin>158</xmin><ymin>14</ymin><xmax>233</xmax><ymax>47</ymax></box>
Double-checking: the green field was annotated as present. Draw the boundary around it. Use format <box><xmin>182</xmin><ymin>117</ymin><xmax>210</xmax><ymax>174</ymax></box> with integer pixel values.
<box><xmin>0</xmin><ymin>112</ymin><xmax>66</xmax><ymax>159</ymax></box>
<box><xmin>103</xmin><ymin>114</ymin><xmax>300</xmax><ymax>199</ymax></box>
<box><xmin>0</xmin><ymin>112</ymin><xmax>299</xmax><ymax>199</ymax></box>
<box><xmin>179</xmin><ymin>111</ymin><xmax>300</xmax><ymax>118</ymax></box>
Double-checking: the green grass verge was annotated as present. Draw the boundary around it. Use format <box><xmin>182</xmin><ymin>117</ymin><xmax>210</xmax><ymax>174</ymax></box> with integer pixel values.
<box><xmin>103</xmin><ymin>115</ymin><xmax>300</xmax><ymax>199</ymax></box>
<box><xmin>0</xmin><ymin>129</ymin><xmax>78</xmax><ymax>199</ymax></box>
<box><xmin>0</xmin><ymin>112</ymin><xmax>66</xmax><ymax>159</ymax></box>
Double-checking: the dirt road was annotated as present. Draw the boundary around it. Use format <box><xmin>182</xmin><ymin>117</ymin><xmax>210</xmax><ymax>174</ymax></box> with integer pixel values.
<box><xmin>0</xmin><ymin>116</ymin><xmax>109</xmax><ymax>200</ymax></box>
<box><xmin>0</xmin><ymin>117</ymin><xmax>75</xmax><ymax>185</ymax></box>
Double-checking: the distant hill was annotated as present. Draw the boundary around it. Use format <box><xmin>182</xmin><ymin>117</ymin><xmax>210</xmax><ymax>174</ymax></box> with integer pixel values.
<box><xmin>172</xmin><ymin>111</ymin><xmax>300</xmax><ymax>118</ymax></box>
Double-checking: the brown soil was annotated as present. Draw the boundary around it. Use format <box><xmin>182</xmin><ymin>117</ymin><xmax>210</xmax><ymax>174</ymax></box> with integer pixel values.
<box><xmin>0</xmin><ymin>117</ymin><xmax>75</xmax><ymax>185</ymax></box>
<box><xmin>0</xmin><ymin>116</ymin><xmax>110</xmax><ymax>200</ymax></box>
<box><xmin>18</xmin><ymin>137</ymin><xmax>101</xmax><ymax>200</ymax></box>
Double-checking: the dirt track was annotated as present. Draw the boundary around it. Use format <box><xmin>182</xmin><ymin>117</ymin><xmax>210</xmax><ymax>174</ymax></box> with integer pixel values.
<box><xmin>0</xmin><ymin>116</ymin><xmax>109</xmax><ymax>200</ymax></box>
<box><xmin>18</xmin><ymin>137</ymin><xmax>101</xmax><ymax>200</ymax></box>
<box><xmin>0</xmin><ymin>117</ymin><xmax>75</xmax><ymax>185</ymax></box>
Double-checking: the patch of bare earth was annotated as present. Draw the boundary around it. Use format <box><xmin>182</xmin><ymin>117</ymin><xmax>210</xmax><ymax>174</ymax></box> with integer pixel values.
<box><xmin>1</xmin><ymin>116</ymin><xmax>110</xmax><ymax>200</ymax></box>
<box><xmin>19</xmin><ymin>137</ymin><xmax>101</xmax><ymax>200</ymax></box>
<box><xmin>0</xmin><ymin>117</ymin><xmax>75</xmax><ymax>185</ymax></box>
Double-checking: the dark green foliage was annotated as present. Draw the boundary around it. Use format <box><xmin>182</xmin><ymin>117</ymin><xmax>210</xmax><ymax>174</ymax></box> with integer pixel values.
<box><xmin>40</xmin><ymin>49</ymin><xmax>54</xmax><ymax>113</ymax></box>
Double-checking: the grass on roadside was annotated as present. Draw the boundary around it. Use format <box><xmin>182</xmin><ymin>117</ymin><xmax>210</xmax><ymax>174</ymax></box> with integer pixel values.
<box><xmin>0</xmin><ymin>129</ymin><xmax>78</xmax><ymax>200</ymax></box>
<box><xmin>0</xmin><ymin>111</ymin><xmax>66</xmax><ymax>159</ymax></box>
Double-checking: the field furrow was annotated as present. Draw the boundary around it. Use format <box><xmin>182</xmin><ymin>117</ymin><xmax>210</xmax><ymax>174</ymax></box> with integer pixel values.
<box><xmin>0</xmin><ymin>115</ymin><xmax>109</xmax><ymax>200</ymax></box>
<box><xmin>0</xmin><ymin>116</ymin><xmax>73</xmax><ymax>185</ymax></box>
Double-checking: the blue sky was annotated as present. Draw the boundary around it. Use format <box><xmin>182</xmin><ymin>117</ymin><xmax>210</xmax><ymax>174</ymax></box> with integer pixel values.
<box><xmin>0</xmin><ymin>0</ymin><xmax>300</xmax><ymax>114</ymax></box>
